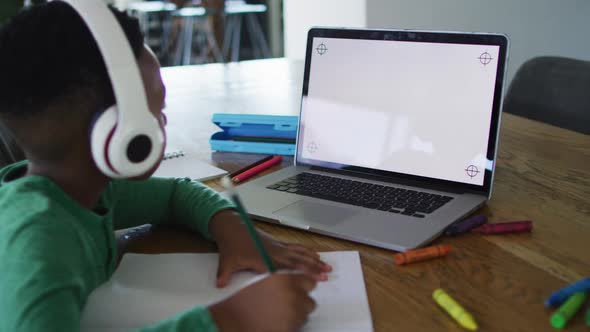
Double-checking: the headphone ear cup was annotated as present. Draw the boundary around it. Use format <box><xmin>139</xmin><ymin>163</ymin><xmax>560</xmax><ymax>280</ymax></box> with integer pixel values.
<box><xmin>90</xmin><ymin>106</ymin><xmax>120</xmax><ymax>178</ymax></box>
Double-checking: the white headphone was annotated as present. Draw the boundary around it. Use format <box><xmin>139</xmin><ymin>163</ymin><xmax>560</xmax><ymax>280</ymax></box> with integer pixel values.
<box><xmin>61</xmin><ymin>0</ymin><xmax>165</xmax><ymax>178</ymax></box>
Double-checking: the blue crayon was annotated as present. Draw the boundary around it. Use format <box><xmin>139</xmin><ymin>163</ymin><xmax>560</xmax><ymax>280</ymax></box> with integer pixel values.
<box><xmin>545</xmin><ymin>278</ymin><xmax>590</xmax><ymax>308</ymax></box>
<box><xmin>445</xmin><ymin>215</ymin><xmax>488</xmax><ymax>236</ymax></box>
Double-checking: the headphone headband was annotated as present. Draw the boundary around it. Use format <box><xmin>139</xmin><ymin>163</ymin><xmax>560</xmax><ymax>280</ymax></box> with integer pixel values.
<box><xmin>60</xmin><ymin>0</ymin><xmax>149</xmax><ymax>125</ymax></box>
<box><xmin>57</xmin><ymin>0</ymin><xmax>165</xmax><ymax>178</ymax></box>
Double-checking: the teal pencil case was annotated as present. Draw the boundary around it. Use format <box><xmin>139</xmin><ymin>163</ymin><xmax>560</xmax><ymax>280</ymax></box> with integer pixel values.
<box><xmin>210</xmin><ymin>113</ymin><xmax>298</xmax><ymax>155</ymax></box>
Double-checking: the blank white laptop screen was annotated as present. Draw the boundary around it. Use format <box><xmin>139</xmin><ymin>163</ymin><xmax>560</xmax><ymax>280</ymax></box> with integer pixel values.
<box><xmin>298</xmin><ymin>37</ymin><xmax>501</xmax><ymax>186</ymax></box>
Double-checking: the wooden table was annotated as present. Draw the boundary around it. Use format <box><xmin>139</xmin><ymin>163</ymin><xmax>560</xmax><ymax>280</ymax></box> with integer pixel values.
<box><xmin>121</xmin><ymin>58</ymin><xmax>590</xmax><ymax>331</ymax></box>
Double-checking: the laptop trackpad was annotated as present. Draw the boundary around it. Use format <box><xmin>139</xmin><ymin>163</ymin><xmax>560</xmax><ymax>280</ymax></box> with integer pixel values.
<box><xmin>272</xmin><ymin>200</ymin><xmax>359</xmax><ymax>227</ymax></box>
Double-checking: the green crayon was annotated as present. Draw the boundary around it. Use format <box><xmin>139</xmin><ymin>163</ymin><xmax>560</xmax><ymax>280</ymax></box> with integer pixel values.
<box><xmin>585</xmin><ymin>304</ymin><xmax>590</xmax><ymax>327</ymax></box>
<box><xmin>550</xmin><ymin>291</ymin><xmax>587</xmax><ymax>329</ymax></box>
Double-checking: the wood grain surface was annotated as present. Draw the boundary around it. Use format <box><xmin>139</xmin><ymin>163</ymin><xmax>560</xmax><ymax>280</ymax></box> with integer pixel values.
<box><xmin>119</xmin><ymin>59</ymin><xmax>590</xmax><ymax>331</ymax></box>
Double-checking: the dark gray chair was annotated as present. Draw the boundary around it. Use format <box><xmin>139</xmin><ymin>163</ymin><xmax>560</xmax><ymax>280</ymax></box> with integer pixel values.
<box><xmin>0</xmin><ymin>122</ymin><xmax>25</xmax><ymax>168</ymax></box>
<box><xmin>503</xmin><ymin>56</ymin><xmax>590</xmax><ymax>135</ymax></box>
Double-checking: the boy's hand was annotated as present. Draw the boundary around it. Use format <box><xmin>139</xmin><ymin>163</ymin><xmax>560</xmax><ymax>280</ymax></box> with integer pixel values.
<box><xmin>209</xmin><ymin>210</ymin><xmax>332</xmax><ymax>288</ymax></box>
<box><xmin>209</xmin><ymin>272</ymin><xmax>317</xmax><ymax>332</ymax></box>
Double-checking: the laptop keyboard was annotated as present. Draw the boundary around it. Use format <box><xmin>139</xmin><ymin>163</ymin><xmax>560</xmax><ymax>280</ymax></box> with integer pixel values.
<box><xmin>266</xmin><ymin>172</ymin><xmax>454</xmax><ymax>218</ymax></box>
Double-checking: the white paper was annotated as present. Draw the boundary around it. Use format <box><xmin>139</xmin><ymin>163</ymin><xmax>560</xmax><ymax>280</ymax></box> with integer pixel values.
<box><xmin>153</xmin><ymin>152</ymin><xmax>227</xmax><ymax>182</ymax></box>
<box><xmin>81</xmin><ymin>251</ymin><xmax>373</xmax><ymax>332</ymax></box>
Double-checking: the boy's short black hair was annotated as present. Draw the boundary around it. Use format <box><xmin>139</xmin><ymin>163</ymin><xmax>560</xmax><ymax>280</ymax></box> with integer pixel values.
<box><xmin>0</xmin><ymin>1</ymin><xmax>144</xmax><ymax>117</ymax></box>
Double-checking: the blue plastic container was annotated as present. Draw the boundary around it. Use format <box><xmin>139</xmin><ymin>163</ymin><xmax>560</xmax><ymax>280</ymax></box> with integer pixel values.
<box><xmin>210</xmin><ymin>113</ymin><xmax>298</xmax><ymax>155</ymax></box>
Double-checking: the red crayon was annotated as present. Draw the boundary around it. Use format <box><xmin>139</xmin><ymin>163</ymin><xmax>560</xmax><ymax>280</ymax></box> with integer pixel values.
<box><xmin>232</xmin><ymin>155</ymin><xmax>282</xmax><ymax>183</ymax></box>
<box><xmin>229</xmin><ymin>155</ymin><xmax>274</xmax><ymax>178</ymax></box>
<box><xmin>471</xmin><ymin>220</ymin><xmax>533</xmax><ymax>235</ymax></box>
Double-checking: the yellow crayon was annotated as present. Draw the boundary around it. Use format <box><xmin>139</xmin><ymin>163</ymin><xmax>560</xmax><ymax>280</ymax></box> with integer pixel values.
<box><xmin>433</xmin><ymin>288</ymin><xmax>478</xmax><ymax>331</ymax></box>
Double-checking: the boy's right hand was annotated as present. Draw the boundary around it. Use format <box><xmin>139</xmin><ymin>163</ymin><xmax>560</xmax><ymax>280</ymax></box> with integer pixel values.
<box><xmin>209</xmin><ymin>272</ymin><xmax>317</xmax><ymax>332</ymax></box>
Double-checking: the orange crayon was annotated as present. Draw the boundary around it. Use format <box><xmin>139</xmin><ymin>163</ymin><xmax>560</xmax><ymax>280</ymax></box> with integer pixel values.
<box><xmin>394</xmin><ymin>245</ymin><xmax>452</xmax><ymax>265</ymax></box>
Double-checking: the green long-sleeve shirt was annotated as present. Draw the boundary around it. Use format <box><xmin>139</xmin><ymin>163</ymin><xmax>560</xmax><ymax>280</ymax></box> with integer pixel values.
<box><xmin>0</xmin><ymin>161</ymin><xmax>234</xmax><ymax>332</ymax></box>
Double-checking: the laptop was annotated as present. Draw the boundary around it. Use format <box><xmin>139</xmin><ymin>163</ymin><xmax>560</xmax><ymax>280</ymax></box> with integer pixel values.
<box><xmin>233</xmin><ymin>28</ymin><xmax>509</xmax><ymax>251</ymax></box>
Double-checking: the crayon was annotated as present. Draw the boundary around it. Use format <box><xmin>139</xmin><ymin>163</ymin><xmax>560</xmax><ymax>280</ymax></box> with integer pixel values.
<box><xmin>471</xmin><ymin>220</ymin><xmax>532</xmax><ymax>235</ymax></box>
<box><xmin>550</xmin><ymin>291</ymin><xmax>587</xmax><ymax>329</ymax></box>
<box><xmin>585</xmin><ymin>304</ymin><xmax>590</xmax><ymax>327</ymax></box>
<box><xmin>229</xmin><ymin>155</ymin><xmax>274</xmax><ymax>178</ymax></box>
<box><xmin>232</xmin><ymin>155</ymin><xmax>282</xmax><ymax>183</ymax></box>
<box><xmin>393</xmin><ymin>245</ymin><xmax>452</xmax><ymax>265</ymax></box>
<box><xmin>545</xmin><ymin>278</ymin><xmax>590</xmax><ymax>307</ymax></box>
<box><xmin>433</xmin><ymin>288</ymin><xmax>478</xmax><ymax>331</ymax></box>
<box><xmin>445</xmin><ymin>215</ymin><xmax>488</xmax><ymax>236</ymax></box>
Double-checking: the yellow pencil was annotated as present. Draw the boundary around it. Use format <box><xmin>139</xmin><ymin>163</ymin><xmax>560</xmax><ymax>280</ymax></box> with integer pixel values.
<box><xmin>433</xmin><ymin>288</ymin><xmax>478</xmax><ymax>331</ymax></box>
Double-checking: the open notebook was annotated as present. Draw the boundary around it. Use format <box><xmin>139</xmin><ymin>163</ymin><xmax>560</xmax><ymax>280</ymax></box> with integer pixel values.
<box><xmin>153</xmin><ymin>151</ymin><xmax>227</xmax><ymax>182</ymax></box>
<box><xmin>81</xmin><ymin>251</ymin><xmax>373</xmax><ymax>332</ymax></box>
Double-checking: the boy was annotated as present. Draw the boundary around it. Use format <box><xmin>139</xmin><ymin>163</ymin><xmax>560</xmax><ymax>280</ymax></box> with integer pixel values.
<box><xmin>0</xmin><ymin>2</ymin><xmax>331</xmax><ymax>331</ymax></box>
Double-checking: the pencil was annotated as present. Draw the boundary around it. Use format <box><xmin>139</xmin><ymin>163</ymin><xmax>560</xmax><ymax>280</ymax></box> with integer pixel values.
<box><xmin>221</xmin><ymin>176</ymin><xmax>276</xmax><ymax>272</ymax></box>
<box><xmin>229</xmin><ymin>155</ymin><xmax>274</xmax><ymax>178</ymax></box>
